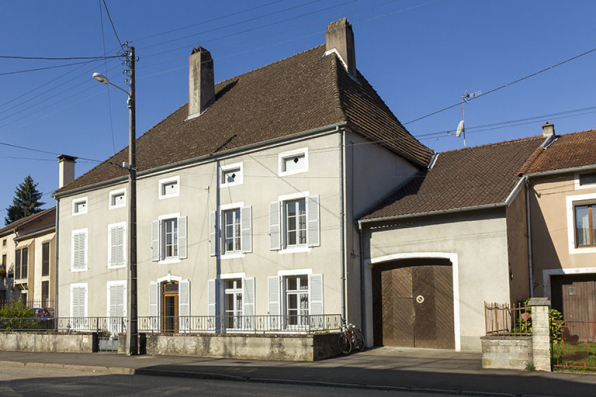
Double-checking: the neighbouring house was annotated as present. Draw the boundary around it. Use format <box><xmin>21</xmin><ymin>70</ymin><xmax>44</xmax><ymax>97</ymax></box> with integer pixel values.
<box><xmin>520</xmin><ymin>124</ymin><xmax>596</xmax><ymax>323</ymax></box>
<box><xmin>51</xmin><ymin>19</ymin><xmax>433</xmax><ymax>341</ymax></box>
<box><xmin>0</xmin><ymin>207</ymin><xmax>56</xmax><ymax>310</ymax></box>
<box><xmin>357</xmin><ymin>134</ymin><xmax>548</xmax><ymax>351</ymax></box>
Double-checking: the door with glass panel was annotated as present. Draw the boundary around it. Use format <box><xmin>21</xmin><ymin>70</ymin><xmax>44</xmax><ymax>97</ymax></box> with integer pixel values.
<box><xmin>224</xmin><ymin>279</ymin><xmax>243</xmax><ymax>330</ymax></box>
<box><xmin>162</xmin><ymin>282</ymin><xmax>179</xmax><ymax>333</ymax></box>
<box><xmin>285</xmin><ymin>276</ymin><xmax>308</xmax><ymax>329</ymax></box>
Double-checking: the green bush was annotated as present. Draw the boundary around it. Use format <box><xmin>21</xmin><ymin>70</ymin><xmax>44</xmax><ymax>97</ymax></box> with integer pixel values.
<box><xmin>514</xmin><ymin>300</ymin><xmax>564</xmax><ymax>342</ymax></box>
<box><xmin>0</xmin><ymin>300</ymin><xmax>38</xmax><ymax>330</ymax></box>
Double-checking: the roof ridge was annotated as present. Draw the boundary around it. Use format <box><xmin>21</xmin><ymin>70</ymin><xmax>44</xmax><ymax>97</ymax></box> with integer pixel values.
<box><xmin>439</xmin><ymin>134</ymin><xmax>544</xmax><ymax>154</ymax></box>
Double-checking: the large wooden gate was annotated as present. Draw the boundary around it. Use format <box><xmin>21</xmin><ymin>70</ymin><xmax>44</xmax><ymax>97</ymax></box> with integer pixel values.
<box><xmin>551</xmin><ymin>273</ymin><xmax>596</xmax><ymax>323</ymax></box>
<box><xmin>372</xmin><ymin>260</ymin><xmax>454</xmax><ymax>349</ymax></box>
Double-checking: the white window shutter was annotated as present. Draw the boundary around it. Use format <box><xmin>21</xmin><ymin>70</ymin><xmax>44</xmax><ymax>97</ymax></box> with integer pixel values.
<box><xmin>269</xmin><ymin>201</ymin><xmax>281</xmax><ymax>250</ymax></box>
<box><xmin>208</xmin><ymin>279</ymin><xmax>216</xmax><ymax>331</ymax></box>
<box><xmin>178</xmin><ymin>216</ymin><xmax>188</xmax><ymax>259</ymax></box>
<box><xmin>116</xmin><ymin>226</ymin><xmax>125</xmax><ymax>266</ymax></box>
<box><xmin>209</xmin><ymin>211</ymin><xmax>217</xmax><ymax>256</ymax></box>
<box><xmin>109</xmin><ymin>226</ymin><xmax>125</xmax><ymax>267</ymax></box>
<box><xmin>243</xmin><ymin>277</ymin><xmax>255</xmax><ymax>330</ymax></box>
<box><xmin>307</xmin><ymin>195</ymin><xmax>320</xmax><ymax>247</ymax></box>
<box><xmin>241</xmin><ymin>206</ymin><xmax>252</xmax><ymax>253</ymax></box>
<box><xmin>72</xmin><ymin>231</ymin><xmax>87</xmax><ymax>270</ymax></box>
<box><xmin>179</xmin><ymin>279</ymin><xmax>190</xmax><ymax>332</ymax></box>
<box><xmin>309</xmin><ymin>274</ymin><xmax>324</xmax><ymax>330</ymax></box>
<box><xmin>149</xmin><ymin>281</ymin><xmax>158</xmax><ymax>332</ymax></box>
<box><xmin>151</xmin><ymin>220</ymin><xmax>160</xmax><ymax>262</ymax></box>
<box><xmin>108</xmin><ymin>285</ymin><xmax>117</xmax><ymax>318</ymax></box>
<box><xmin>268</xmin><ymin>276</ymin><xmax>281</xmax><ymax>330</ymax></box>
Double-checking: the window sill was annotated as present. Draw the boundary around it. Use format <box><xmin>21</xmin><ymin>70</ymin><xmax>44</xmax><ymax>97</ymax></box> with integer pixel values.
<box><xmin>279</xmin><ymin>246</ymin><xmax>311</xmax><ymax>255</ymax></box>
<box><xmin>158</xmin><ymin>258</ymin><xmax>181</xmax><ymax>265</ymax></box>
<box><xmin>71</xmin><ymin>268</ymin><xmax>88</xmax><ymax>272</ymax></box>
<box><xmin>570</xmin><ymin>246</ymin><xmax>596</xmax><ymax>254</ymax></box>
<box><xmin>220</xmin><ymin>253</ymin><xmax>246</xmax><ymax>260</ymax></box>
<box><xmin>108</xmin><ymin>264</ymin><xmax>126</xmax><ymax>270</ymax></box>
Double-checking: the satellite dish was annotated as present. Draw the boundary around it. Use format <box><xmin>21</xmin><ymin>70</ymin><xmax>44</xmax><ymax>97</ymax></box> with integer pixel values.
<box><xmin>456</xmin><ymin>120</ymin><xmax>465</xmax><ymax>138</ymax></box>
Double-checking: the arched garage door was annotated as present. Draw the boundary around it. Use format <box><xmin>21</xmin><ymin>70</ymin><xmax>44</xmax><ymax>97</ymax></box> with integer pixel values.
<box><xmin>372</xmin><ymin>259</ymin><xmax>454</xmax><ymax>349</ymax></box>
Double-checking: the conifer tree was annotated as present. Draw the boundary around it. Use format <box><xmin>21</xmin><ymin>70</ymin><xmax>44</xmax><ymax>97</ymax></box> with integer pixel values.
<box><xmin>5</xmin><ymin>175</ymin><xmax>45</xmax><ymax>225</ymax></box>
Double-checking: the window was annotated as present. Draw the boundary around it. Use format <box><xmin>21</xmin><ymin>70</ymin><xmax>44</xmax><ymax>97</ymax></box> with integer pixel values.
<box><xmin>70</xmin><ymin>283</ymin><xmax>88</xmax><ymax>320</ymax></box>
<box><xmin>220</xmin><ymin>162</ymin><xmax>243</xmax><ymax>187</ymax></box>
<box><xmin>209</xmin><ymin>206</ymin><xmax>252</xmax><ymax>256</ymax></box>
<box><xmin>269</xmin><ymin>194</ymin><xmax>320</xmax><ymax>251</ymax></box>
<box><xmin>224</xmin><ymin>279</ymin><xmax>243</xmax><ymax>329</ymax></box>
<box><xmin>159</xmin><ymin>176</ymin><xmax>180</xmax><ymax>199</ymax></box>
<box><xmin>285</xmin><ymin>199</ymin><xmax>307</xmax><ymax>247</ymax></box>
<box><xmin>42</xmin><ymin>242</ymin><xmax>50</xmax><ymax>276</ymax></box>
<box><xmin>42</xmin><ymin>281</ymin><xmax>49</xmax><ymax>308</ymax></box>
<box><xmin>278</xmin><ymin>148</ymin><xmax>308</xmax><ymax>176</ymax></box>
<box><xmin>72</xmin><ymin>197</ymin><xmax>88</xmax><ymax>215</ymax></box>
<box><xmin>163</xmin><ymin>218</ymin><xmax>178</xmax><ymax>259</ymax></box>
<box><xmin>107</xmin><ymin>281</ymin><xmax>126</xmax><ymax>335</ymax></box>
<box><xmin>71</xmin><ymin>229</ymin><xmax>88</xmax><ymax>271</ymax></box>
<box><xmin>575</xmin><ymin>204</ymin><xmax>596</xmax><ymax>247</ymax></box>
<box><xmin>108</xmin><ymin>223</ymin><xmax>126</xmax><ymax>268</ymax></box>
<box><xmin>223</xmin><ymin>209</ymin><xmax>241</xmax><ymax>254</ymax></box>
<box><xmin>2</xmin><ymin>239</ymin><xmax>5</xmax><ymax>247</ymax></box>
<box><xmin>579</xmin><ymin>173</ymin><xmax>596</xmax><ymax>187</ymax></box>
<box><xmin>285</xmin><ymin>276</ymin><xmax>309</xmax><ymax>327</ymax></box>
<box><xmin>109</xmin><ymin>189</ymin><xmax>126</xmax><ymax>209</ymax></box>
<box><xmin>268</xmin><ymin>273</ymin><xmax>323</xmax><ymax>331</ymax></box>
<box><xmin>15</xmin><ymin>248</ymin><xmax>28</xmax><ymax>280</ymax></box>
<box><xmin>151</xmin><ymin>215</ymin><xmax>187</xmax><ymax>262</ymax></box>
<box><xmin>1</xmin><ymin>254</ymin><xmax>5</xmax><ymax>267</ymax></box>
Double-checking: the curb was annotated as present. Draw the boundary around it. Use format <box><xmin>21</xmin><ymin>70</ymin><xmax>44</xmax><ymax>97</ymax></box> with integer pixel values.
<box><xmin>0</xmin><ymin>360</ymin><xmax>135</xmax><ymax>375</ymax></box>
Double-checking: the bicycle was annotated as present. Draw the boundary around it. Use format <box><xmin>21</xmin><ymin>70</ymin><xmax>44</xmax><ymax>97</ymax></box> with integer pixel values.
<box><xmin>338</xmin><ymin>320</ymin><xmax>365</xmax><ymax>354</ymax></box>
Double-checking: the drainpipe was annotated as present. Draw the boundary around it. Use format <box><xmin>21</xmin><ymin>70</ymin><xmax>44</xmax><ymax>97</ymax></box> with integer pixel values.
<box><xmin>54</xmin><ymin>199</ymin><xmax>60</xmax><ymax>319</ymax></box>
<box><xmin>525</xmin><ymin>179</ymin><xmax>534</xmax><ymax>298</ymax></box>
<box><xmin>339</xmin><ymin>129</ymin><xmax>346</xmax><ymax>320</ymax></box>
<box><xmin>358</xmin><ymin>220</ymin><xmax>366</xmax><ymax>339</ymax></box>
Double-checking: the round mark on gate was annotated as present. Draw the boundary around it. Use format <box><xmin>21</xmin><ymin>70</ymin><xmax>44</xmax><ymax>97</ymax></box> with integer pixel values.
<box><xmin>416</xmin><ymin>295</ymin><xmax>424</xmax><ymax>304</ymax></box>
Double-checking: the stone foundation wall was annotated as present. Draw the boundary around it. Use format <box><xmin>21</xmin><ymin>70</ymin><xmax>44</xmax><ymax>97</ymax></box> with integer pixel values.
<box><xmin>0</xmin><ymin>332</ymin><xmax>97</xmax><ymax>353</ymax></box>
<box><xmin>481</xmin><ymin>335</ymin><xmax>533</xmax><ymax>370</ymax></box>
<box><xmin>121</xmin><ymin>332</ymin><xmax>340</xmax><ymax>361</ymax></box>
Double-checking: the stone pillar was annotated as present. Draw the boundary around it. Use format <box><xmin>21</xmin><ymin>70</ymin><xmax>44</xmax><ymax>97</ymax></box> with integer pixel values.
<box><xmin>529</xmin><ymin>297</ymin><xmax>551</xmax><ymax>372</ymax></box>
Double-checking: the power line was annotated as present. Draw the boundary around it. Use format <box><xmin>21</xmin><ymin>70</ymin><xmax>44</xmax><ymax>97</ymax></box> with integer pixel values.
<box><xmin>101</xmin><ymin>0</ymin><xmax>124</xmax><ymax>49</ymax></box>
<box><xmin>133</xmin><ymin>0</ymin><xmax>288</xmax><ymax>43</ymax></box>
<box><xmin>0</xmin><ymin>141</ymin><xmax>104</xmax><ymax>163</ymax></box>
<box><xmin>404</xmin><ymin>45</ymin><xmax>596</xmax><ymax>126</ymax></box>
<box><xmin>0</xmin><ymin>55</ymin><xmax>120</xmax><ymax>60</ymax></box>
<box><xmin>0</xmin><ymin>59</ymin><xmax>104</xmax><ymax>76</ymax></box>
<box><xmin>100</xmin><ymin>0</ymin><xmax>117</xmax><ymax>154</ymax></box>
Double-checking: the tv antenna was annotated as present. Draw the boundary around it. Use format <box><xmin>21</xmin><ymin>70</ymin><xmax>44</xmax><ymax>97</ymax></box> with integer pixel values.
<box><xmin>450</xmin><ymin>88</ymin><xmax>481</xmax><ymax>147</ymax></box>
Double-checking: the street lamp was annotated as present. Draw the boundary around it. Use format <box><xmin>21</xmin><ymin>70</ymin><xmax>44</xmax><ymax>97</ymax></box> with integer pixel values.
<box><xmin>93</xmin><ymin>46</ymin><xmax>138</xmax><ymax>356</ymax></box>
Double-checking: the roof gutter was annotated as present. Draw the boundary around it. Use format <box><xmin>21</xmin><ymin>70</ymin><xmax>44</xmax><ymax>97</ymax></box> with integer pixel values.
<box><xmin>504</xmin><ymin>176</ymin><xmax>527</xmax><ymax>207</ymax></box>
<box><xmin>357</xmin><ymin>201</ymin><xmax>508</xmax><ymax>228</ymax></box>
<box><xmin>14</xmin><ymin>226</ymin><xmax>56</xmax><ymax>242</ymax></box>
<box><xmin>53</xmin><ymin>121</ymin><xmax>348</xmax><ymax>199</ymax></box>
<box><xmin>523</xmin><ymin>163</ymin><xmax>596</xmax><ymax>179</ymax></box>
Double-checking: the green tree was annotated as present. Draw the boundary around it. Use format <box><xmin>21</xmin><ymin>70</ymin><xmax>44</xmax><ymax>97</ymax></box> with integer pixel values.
<box><xmin>5</xmin><ymin>175</ymin><xmax>45</xmax><ymax>225</ymax></box>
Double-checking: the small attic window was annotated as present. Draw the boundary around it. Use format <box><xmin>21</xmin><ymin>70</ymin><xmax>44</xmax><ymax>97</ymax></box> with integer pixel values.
<box><xmin>220</xmin><ymin>163</ymin><xmax>243</xmax><ymax>187</ymax></box>
<box><xmin>279</xmin><ymin>148</ymin><xmax>308</xmax><ymax>176</ymax></box>
<box><xmin>579</xmin><ymin>173</ymin><xmax>596</xmax><ymax>186</ymax></box>
<box><xmin>159</xmin><ymin>176</ymin><xmax>180</xmax><ymax>199</ymax></box>
<box><xmin>72</xmin><ymin>197</ymin><xmax>88</xmax><ymax>216</ymax></box>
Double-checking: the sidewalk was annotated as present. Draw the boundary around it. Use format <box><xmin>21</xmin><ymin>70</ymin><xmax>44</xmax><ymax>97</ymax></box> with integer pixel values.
<box><xmin>0</xmin><ymin>347</ymin><xmax>595</xmax><ymax>396</ymax></box>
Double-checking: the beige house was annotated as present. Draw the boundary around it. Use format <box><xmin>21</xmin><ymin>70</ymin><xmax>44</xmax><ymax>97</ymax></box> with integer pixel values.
<box><xmin>520</xmin><ymin>126</ymin><xmax>596</xmax><ymax>322</ymax></box>
<box><xmin>0</xmin><ymin>208</ymin><xmax>56</xmax><ymax>309</ymax></box>
<box><xmin>358</xmin><ymin>135</ymin><xmax>548</xmax><ymax>351</ymax></box>
<box><xmin>52</xmin><ymin>19</ymin><xmax>433</xmax><ymax>335</ymax></box>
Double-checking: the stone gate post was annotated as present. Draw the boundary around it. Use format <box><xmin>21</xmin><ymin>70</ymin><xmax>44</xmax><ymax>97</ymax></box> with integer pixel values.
<box><xmin>528</xmin><ymin>297</ymin><xmax>551</xmax><ymax>372</ymax></box>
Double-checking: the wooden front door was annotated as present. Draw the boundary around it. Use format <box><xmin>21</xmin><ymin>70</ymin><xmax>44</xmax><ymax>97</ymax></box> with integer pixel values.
<box><xmin>163</xmin><ymin>282</ymin><xmax>179</xmax><ymax>333</ymax></box>
<box><xmin>373</xmin><ymin>261</ymin><xmax>454</xmax><ymax>349</ymax></box>
<box><xmin>551</xmin><ymin>274</ymin><xmax>596</xmax><ymax>322</ymax></box>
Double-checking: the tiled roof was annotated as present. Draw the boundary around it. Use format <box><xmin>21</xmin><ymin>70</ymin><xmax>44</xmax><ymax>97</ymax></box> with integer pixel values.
<box><xmin>361</xmin><ymin>136</ymin><xmax>545</xmax><ymax>221</ymax></box>
<box><xmin>55</xmin><ymin>45</ymin><xmax>432</xmax><ymax>195</ymax></box>
<box><xmin>0</xmin><ymin>207</ymin><xmax>55</xmax><ymax>236</ymax></box>
<box><xmin>519</xmin><ymin>129</ymin><xmax>596</xmax><ymax>175</ymax></box>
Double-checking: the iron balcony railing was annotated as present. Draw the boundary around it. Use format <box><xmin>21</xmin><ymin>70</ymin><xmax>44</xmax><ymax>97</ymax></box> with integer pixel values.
<box><xmin>0</xmin><ymin>314</ymin><xmax>342</xmax><ymax>335</ymax></box>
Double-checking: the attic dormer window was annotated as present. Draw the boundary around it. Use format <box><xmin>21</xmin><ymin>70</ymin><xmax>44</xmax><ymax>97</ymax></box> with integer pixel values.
<box><xmin>279</xmin><ymin>148</ymin><xmax>308</xmax><ymax>176</ymax></box>
<box><xmin>219</xmin><ymin>163</ymin><xmax>243</xmax><ymax>187</ymax></box>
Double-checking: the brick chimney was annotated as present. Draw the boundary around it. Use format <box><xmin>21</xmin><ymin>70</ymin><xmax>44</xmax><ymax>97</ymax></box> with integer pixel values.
<box><xmin>542</xmin><ymin>122</ymin><xmax>555</xmax><ymax>138</ymax></box>
<box><xmin>325</xmin><ymin>18</ymin><xmax>356</xmax><ymax>76</ymax></box>
<box><xmin>57</xmin><ymin>154</ymin><xmax>77</xmax><ymax>188</ymax></box>
<box><xmin>188</xmin><ymin>46</ymin><xmax>215</xmax><ymax>118</ymax></box>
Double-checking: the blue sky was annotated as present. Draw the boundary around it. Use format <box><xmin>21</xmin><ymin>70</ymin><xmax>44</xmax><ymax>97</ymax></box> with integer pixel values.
<box><xmin>1</xmin><ymin>0</ymin><xmax>595</xmax><ymax>221</ymax></box>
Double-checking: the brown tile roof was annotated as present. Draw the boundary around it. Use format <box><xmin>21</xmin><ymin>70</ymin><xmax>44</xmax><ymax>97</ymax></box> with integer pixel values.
<box><xmin>361</xmin><ymin>136</ymin><xmax>545</xmax><ymax>221</ymax></box>
<box><xmin>0</xmin><ymin>207</ymin><xmax>55</xmax><ymax>236</ymax></box>
<box><xmin>55</xmin><ymin>46</ymin><xmax>432</xmax><ymax>195</ymax></box>
<box><xmin>519</xmin><ymin>129</ymin><xmax>596</xmax><ymax>175</ymax></box>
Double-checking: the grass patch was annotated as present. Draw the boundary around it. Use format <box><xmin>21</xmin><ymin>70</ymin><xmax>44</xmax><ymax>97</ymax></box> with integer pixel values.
<box><xmin>551</xmin><ymin>341</ymin><xmax>596</xmax><ymax>372</ymax></box>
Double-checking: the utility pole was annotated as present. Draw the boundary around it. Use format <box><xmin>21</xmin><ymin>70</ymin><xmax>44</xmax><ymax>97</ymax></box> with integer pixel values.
<box><xmin>126</xmin><ymin>45</ymin><xmax>138</xmax><ymax>356</ymax></box>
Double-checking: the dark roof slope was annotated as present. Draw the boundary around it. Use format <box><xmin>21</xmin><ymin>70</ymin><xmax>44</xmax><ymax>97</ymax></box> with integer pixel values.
<box><xmin>0</xmin><ymin>207</ymin><xmax>55</xmax><ymax>237</ymax></box>
<box><xmin>55</xmin><ymin>45</ymin><xmax>432</xmax><ymax>195</ymax></box>
<box><xmin>361</xmin><ymin>136</ymin><xmax>545</xmax><ymax>221</ymax></box>
<box><xmin>519</xmin><ymin>129</ymin><xmax>596</xmax><ymax>175</ymax></box>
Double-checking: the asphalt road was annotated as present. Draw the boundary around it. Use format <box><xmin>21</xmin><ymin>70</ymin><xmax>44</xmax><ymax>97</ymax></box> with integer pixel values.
<box><xmin>0</xmin><ymin>366</ymin><xmax>489</xmax><ymax>397</ymax></box>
